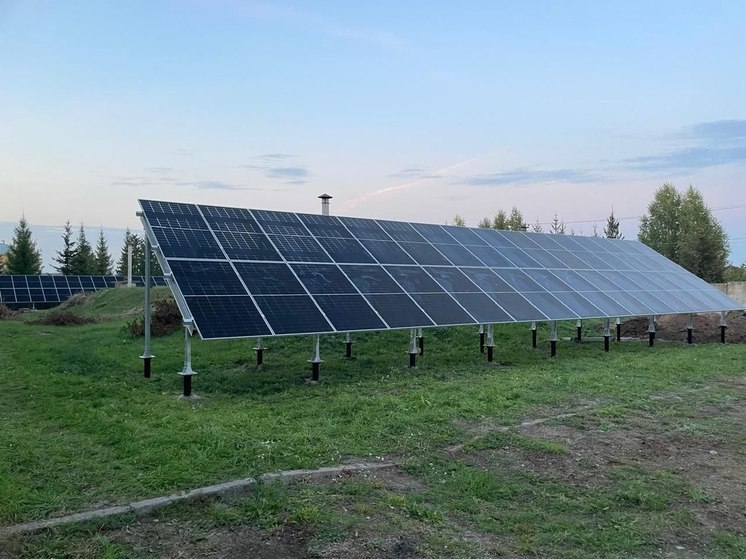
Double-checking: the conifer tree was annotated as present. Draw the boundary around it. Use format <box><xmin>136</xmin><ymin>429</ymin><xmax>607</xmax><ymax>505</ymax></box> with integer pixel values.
<box><xmin>492</xmin><ymin>210</ymin><xmax>509</xmax><ymax>230</ymax></box>
<box><xmin>477</xmin><ymin>217</ymin><xmax>492</xmax><ymax>228</ymax></box>
<box><xmin>531</xmin><ymin>220</ymin><xmax>543</xmax><ymax>233</ymax></box>
<box><xmin>507</xmin><ymin>207</ymin><xmax>525</xmax><ymax>231</ymax></box>
<box><xmin>604</xmin><ymin>208</ymin><xmax>623</xmax><ymax>239</ymax></box>
<box><xmin>93</xmin><ymin>229</ymin><xmax>113</xmax><ymax>275</ymax></box>
<box><xmin>550</xmin><ymin>213</ymin><xmax>566</xmax><ymax>234</ymax></box>
<box><xmin>69</xmin><ymin>224</ymin><xmax>95</xmax><ymax>274</ymax></box>
<box><xmin>53</xmin><ymin>220</ymin><xmax>77</xmax><ymax>274</ymax></box>
<box><xmin>5</xmin><ymin>216</ymin><xmax>43</xmax><ymax>274</ymax></box>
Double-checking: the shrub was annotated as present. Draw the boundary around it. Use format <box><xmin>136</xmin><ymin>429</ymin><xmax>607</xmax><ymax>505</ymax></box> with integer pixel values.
<box><xmin>125</xmin><ymin>298</ymin><xmax>182</xmax><ymax>337</ymax></box>
<box><xmin>39</xmin><ymin>311</ymin><xmax>96</xmax><ymax>326</ymax></box>
<box><xmin>0</xmin><ymin>304</ymin><xmax>20</xmax><ymax>320</ymax></box>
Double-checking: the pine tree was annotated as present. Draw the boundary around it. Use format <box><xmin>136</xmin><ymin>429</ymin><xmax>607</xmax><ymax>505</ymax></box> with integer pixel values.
<box><xmin>53</xmin><ymin>220</ymin><xmax>76</xmax><ymax>274</ymax></box>
<box><xmin>531</xmin><ymin>220</ymin><xmax>543</xmax><ymax>233</ymax></box>
<box><xmin>477</xmin><ymin>217</ymin><xmax>492</xmax><ymax>229</ymax></box>
<box><xmin>93</xmin><ymin>229</ymin><xmax>113</xmax><ymax>275</ymax></box>
<box><xmin>492</xmin><ymin>210</ymin><xmax>509</xmax><ymax>230</ymax></box>
<box><xmin>5</xmin><ymin>216</ymin><xmax>43</xmax><ymax>274</ymax></box>
<box><xmin>451</xmin><ymin>214</ymin><xmax>466</xmax><ymax>226</ymax></box>
<box><xmin>507</xmin><ymin>207</ymin><xmax>524</xmax><ymax>231</ymax></box>
<box><xmin>676</xmin><ymin>186</ymin><xmax>729</xmax><ymax>282</ymax></box>
<box><xmin>592</xmin><ymin>223</ymin><xmax>600</xmax><ymax>237</ymax></box>
<box><xmin>550</xmin><ymin>213</ymin><xmax>566</xmax><ymax>234</ymax></box>
<box><xmin>116</xmin><ymin>229</ymin><xmax>140</xmax><ymax>276</ymax></box>
<box><xmin>604</xmin><ymin>208</ymin><xmax>623</xmax><ymax>239</ymax></box>
<box><xmin>69</xmin><ymin>224</ymin><xmax>95</xmax><ymax>275</ymax></box>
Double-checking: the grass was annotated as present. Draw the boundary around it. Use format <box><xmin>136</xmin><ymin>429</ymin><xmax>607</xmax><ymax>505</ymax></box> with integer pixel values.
<box><xmin>1</xmin><ymin>288</ymin><xmax>744</xmax><ymax>557</ymax></box>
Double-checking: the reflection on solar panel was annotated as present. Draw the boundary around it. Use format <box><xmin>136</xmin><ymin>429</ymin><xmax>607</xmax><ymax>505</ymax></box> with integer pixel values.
<box><xmin>0</xmin><ymin>275</ymin><xmax>167</xmax><ymax>306</ymax></box>
<box><xmin>138</xmin><ymin>199</ymin><xmax>743</xmax><ymax>341</ymax></box>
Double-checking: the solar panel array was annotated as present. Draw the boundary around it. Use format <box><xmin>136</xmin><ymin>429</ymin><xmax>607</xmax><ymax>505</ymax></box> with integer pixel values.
<box><xmin>0</xmin><ymin>275</ymin><xmax>167</xmax><ymax>305</ymax></box>
<box><xmin>139</xmin><ymin>199</ymin><xmax>742</xmax><ymax>341</ymax></box>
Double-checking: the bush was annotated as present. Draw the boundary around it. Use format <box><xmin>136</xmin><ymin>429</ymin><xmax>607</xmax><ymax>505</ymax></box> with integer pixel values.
<box><xmin>125</xmin><ymin>298</ymin><xmax>182</xmax><ymax>337</ymax></box>
<box><xmin>39</xmin><ymin>311</ymin><xmax>96</xmax><ymax>326</ymax></box>
<box><xmin>0</xmin><ymin>304</ymin><xmax>20</xmax><ymax>320</ymax></box>
<box><xmin>60</xmin><ymin>291</ymin><xmax>90</xmax><ymax>308</ymax></box>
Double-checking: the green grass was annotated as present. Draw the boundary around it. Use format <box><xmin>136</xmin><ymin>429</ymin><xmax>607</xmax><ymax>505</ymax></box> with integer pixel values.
<box><xmin>1</xmin><ymin>288</ymin><xmax>744</xmax><ymax>558</ymax></box>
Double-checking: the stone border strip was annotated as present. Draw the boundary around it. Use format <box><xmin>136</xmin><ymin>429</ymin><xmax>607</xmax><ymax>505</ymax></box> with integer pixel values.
<box><xmin>0</xmin><ymin>462</ymin><xmax>395</xmax><ymax>536</ymax></box>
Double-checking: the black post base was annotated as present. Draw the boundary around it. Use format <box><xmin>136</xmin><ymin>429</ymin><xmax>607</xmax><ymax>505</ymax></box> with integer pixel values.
<box><xmin>418</xmin><ymin>335</ymin><xmax>424</xmax><ymax>356</ymax></box>
<box><xmin>479</xmin><ymin>332</ymin><xmax>485</xmax><ymax>353</ymax></box>
<box><xmin>687</xmin><ymin>328</ymin><xmax>693</xmax><ymax>345</ymax></box>
<box><xmin>345</xmin><ymin>342</ymin><xmax>353</xmax><ymax>358</ymax></box>
<box><xmin>487</xmin><ymin>346</ymin><xmax>494</xmax><ymax>363</ymax></box>
<box><xmin>649</xmin><ymin>332</ymin><xmax>655</xmax><ymax>347</ymax></box>
<box><xmin>311</xmin><ymin>361</ymin><xmax>320</xmax><ymax>381</ymax></box>
<box><xmin>550</xmin><ymin>340</ymin><xmax>557</xmax><ymax>358</ymax></box>
<box><xmin>256</xmin><ymin>348</ymin><xmax>264</xmax><ymax>367</ymax></box>
<box><xmin>721</xmin><ymin>325</ymin><xmax>727</xmax><ymax>344</ymax></box>
<box><xmin>183</xmin><ymin>374</ymin><xmax>192</xmax><ymax>398</ymax></box>
<box><xmin>616</xmin><ymin>323</ymin><xmax>621</xmax><ymax>342</ymax></box>
<box><xmin>409</xmin><ymin>352</ymin><xmax>417</xmax><ymax>368</ymax></box>
<box><xmin>532</xmin><ymin>329</ymin><xmax>537</xmax><ymax>349</ymax></box>
<box><xmin>143</xmin><ymin>357</ymin><xmax>151</xmax><ymax>378</ymax></box>
<box><xmin>576</xmin><ymin>326</ymin><xmax>582</xmax><ymax>343</ymax></box>
<box><xmin>604</xmin><ymin>336</ymin><xmax>610</xmax><ymax>352</ymax></box>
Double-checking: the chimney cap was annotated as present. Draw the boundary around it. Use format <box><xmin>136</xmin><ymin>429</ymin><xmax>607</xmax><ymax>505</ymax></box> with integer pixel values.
<box><xmin>318</xmin><ymin>193</ymin><xmax>333</xmax><ymax>200</ymax></box>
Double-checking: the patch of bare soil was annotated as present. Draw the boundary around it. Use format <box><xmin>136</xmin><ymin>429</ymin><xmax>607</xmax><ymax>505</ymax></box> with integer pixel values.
<box><xmin>621</xmin><ymin>311</ymin><xmax>746</xmax><ymax>343</ymax></box>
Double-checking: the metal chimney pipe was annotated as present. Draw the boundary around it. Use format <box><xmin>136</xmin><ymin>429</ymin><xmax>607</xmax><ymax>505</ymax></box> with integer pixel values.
<box><xmin>318</xmin><ymin>193</ymin><xmax>332</xmax><ymax>216</ymax></box>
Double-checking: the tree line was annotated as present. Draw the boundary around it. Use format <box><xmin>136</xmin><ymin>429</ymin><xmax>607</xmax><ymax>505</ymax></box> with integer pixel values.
<box><xmin>1</xmin><ymin>220</ymin><xmax>162</xmax><ymax>276</ymax></box>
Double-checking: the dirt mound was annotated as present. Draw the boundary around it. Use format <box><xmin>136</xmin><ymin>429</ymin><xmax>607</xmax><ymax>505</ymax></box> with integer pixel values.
<box><xmin>621</xmin><ymin>311</ymin><xmax>746</xmax><ymax>343</ymax></box>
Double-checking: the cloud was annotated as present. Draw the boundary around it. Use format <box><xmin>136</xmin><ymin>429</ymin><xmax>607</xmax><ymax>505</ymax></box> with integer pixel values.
<box><xmin>461</xmin><ymin>168</ymin><xmax>601</xmax><ymax>186</ymax></box>
<box><xmin>257</xmin><ymin>153</ymin><xmax>295</xmax><ymax>160</ymax></box>
<box><xmin>622</xmin><ymin>146</ymin><xmax>746</xmax><ymax>172</ymax></box>
<box><xmin>266</xmin><ymin>166</ymin><xmax>309</xmax><ymax>179</ymax></box>
<box><xmin>176</xmin><ymin>181</ymin><xmax>255</xmax><ymax>191</ymax></box>
<box><xmin>110</xmin><ymin>177</ymin><xmax>253</xmax><ymax>190</ymax></box>
<box><xmin>685</xmin><ymin>120</ymin><xmax>746</xmax><ymax>144</ymax></box>
<box><xmin>241</xmin><ymin>154</ymin><xmax>311</xmax><ymax>185</ymax></box>
<box><xmin>146</xmin><ymin>167</ymin><xmax>176</xmax><ymax>173</ymax></box>
<box><xmin>169</xmin><ymin>148</ymin><xmax>195</xmax><ymax>157</ymax></box>
<box><xmin>388</xmin><ymin>167</ymin><xmax>442</xmax><ymax>179</ymax></box>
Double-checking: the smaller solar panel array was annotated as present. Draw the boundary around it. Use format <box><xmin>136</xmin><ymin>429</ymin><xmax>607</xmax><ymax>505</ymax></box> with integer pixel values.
<box><xmin>0</xmin><ymin>275</ymin><xmax>167</xmax><ymax>305</ymax></box>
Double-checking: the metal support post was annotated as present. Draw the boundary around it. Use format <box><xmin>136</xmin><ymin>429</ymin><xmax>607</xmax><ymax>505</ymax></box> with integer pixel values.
<box><xmin>531</xmin><ymin>321</ymin><xmax>537</xmax><ymax>348</ymax></box>
<box><xmin>479</xmin><ymin>324</ymin><xmax>485</xmax><ymax>353</ymax></box>
<box><xmin>139</xmin><ymin>236</ymin><xmax>154</xmax><ymax>377</ymax></box>
<box><xmin>576</xmin><ymin>319</ymin><xmax>582</xmax><ymax>343</ymax></box>
<box><xmin>254</xmin><ymin>337</ymin><xmax>265</xmax><ymax>366</ymax></box>
<box><xmin>344</xmin><ymin>332</ymin><xmax>353</xmax><ymax>358</ymax></box>
<box><xmin>486</xmin><ymin>324</ymin><xmax>494</xmax><ymax>363</ymax></box>
<box><xmin>127</xmin><ymin>244</ymin><xmax>133</xmax><ymax>287</ymax></box>
<box><xmin>178</xmin><ymin>324</ymin><xmax>197</xmax><ymax>397</ymax></box>
<box><xmin>648</xmin><ymin>316</ymin><xmax>656</xmax><ymax>347</ymax></box>
<box><xmin>309</xmin><ymin>334</ymin><xmax>322</xmax><ymax>381</ymax></box>
<box><xmin>720</xmin><ymin>311</ymin><xmax>727</xmax><ymax>344</ymax></box>
<box><xmin>686</xmin><ymin>313</ymin><xmax>694</xmax><ymax>344</ymax></box>
<box><xmin>603</xmin><ymin>318</ymin><xmax>611</xmax><ymax>352</ymax></box>
<box><xmin>417</xmin><ymin>327</ymin><xmax>424</xmax><ymax>356</ymax></box>
<box><xmin>550</xmin><ymin>321</ymin><xmax>558</xmax><ymax>357</ymax></box>
<box><xmin>616</xmin><ymin>317</ymin><xmax>621</xmax><ymax>342</ymax></box>
<box><xmin>408</xmin><ymin>328</ymin><xmax>418</xmax><ymax>368</ymax></box>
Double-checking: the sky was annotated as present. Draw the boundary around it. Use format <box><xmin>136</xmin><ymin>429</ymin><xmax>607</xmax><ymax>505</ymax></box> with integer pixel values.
<box><xmin>1</xmin><ymin>0</ymin><xmax>745</xmax><ymax>271</ymax></box>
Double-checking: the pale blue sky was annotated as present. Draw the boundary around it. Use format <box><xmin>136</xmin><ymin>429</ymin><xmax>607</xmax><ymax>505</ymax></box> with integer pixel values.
<box><xmin>1</xmin><ymin>0</ymin><xmax>745</xmax><ymax>269</ymax></box>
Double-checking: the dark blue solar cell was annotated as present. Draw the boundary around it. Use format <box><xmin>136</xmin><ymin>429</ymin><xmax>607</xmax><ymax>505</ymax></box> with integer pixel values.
<box><xmin>410</xmin><ymin>293</ymin><xmax>476</xmax><ymax>325</ymax></box>
<box><xmin>472</xmin><ymin>229</ymin><xmax>517</xmax><ymax>248</ymax></box>
<box><xmin>488</xmin><ymin>292</ymin><xmax>547</xmax><ymax>321</ymax></box>
<box><xmin>521</xmin><ymin>292</ymin><xmax>578</xmax><ymax>320</ymax></box>
<box><xmin>341</xmin><ymin>265</ymin><xmax>403</xmax><ymax>293</ymax></box>
<box><xmin>359</xmin><ymin>239</ymin><xmax>415</xmax><ymax>264</ymax></box>
<box><xmin>29</xmin><ymin>289</ymin><xmax>45</xmax><ymax>302</ymax></box>
<box><xmin>576</xmin><ymin>270</ymin><xmax>625</xmax><ymax>291</ymax></box>
<box><xmin>460</xmin><ymin>268</ymin><xmax>515</xmax><ymax>292</ymax></box>
<box><xmin>524</xmin><ymin>249</ymin><xmax>569</xmax><ymax>269</ymax></box>
<box><xmin>492</xmin><ymin>269</ymin><xmax>545</xmax><ymax>292</ymax></box>
<box><xmin>574</xmin><ymin>251</ymin><xmax>612</xmax><ymax>270</ymax></box>
<box><xmin>67</xmin><ymin>277</ymin><xmax>83</xmax><ymax>291</ymax></box>
<box><xmin>11</xmin><ymin>276</ymin><xmax>27</xmax><ymax>288</ymax></box>
<box><xmin>548</xmin><ymin>269</ymin><xmax>597</xmax><ymax>291</ymax></box>
<box><xmin>254</xmin><ymin>295</ymin><xmax>333</xmax><ymax>334</ymax></box>
<box><xmin>252</xmin><ymin>210</ymin><xmax>309</xmax><ymax>236</ymax></box>
<box><xmin>634</xmin><ymin>291</ymin><xmax>678</xmax><ymax>314</ymax></box>
<box><xmin>399</xmin><ymin>242</ymin><xmax>451</xmax><ymax>265</ymax></box>
<box><xmin>291</xmin><ymin>264</ymin><xmax>357</xmax><ymax>294</ymax></box>
<box><xmin>268</xmin><ymin>235</ymin><xmax>331</xmax><ymax>263</ymax></box>
<box><xmin>26</xmin><ymin>276</ymin><xmax>42</xmax><ymax>288</ymax></box>
<box><xmin>80</xmin><ymin>277</ymin><xmax>95</xmax><ymax>289</ymax></box>
<box><xmin>467</xmin><ymin>245</ymin><xmax>515</xmax><ymax>267</ymax></box>
<box><xmin>297</xmin><ymin>213</ymin><xmax>353</xmax><ymax>238</ymax></box>
<box><xmin>105</xmin><ymin>276</ymin><xmax>119</xmax><ymax>288</ymax></box>
<box><xmin>316</xmin><ymin>237</ymin><xmax>375</xmax><ymax>263</ymax></box>
<box><xmin>365</xmin><ymin>294</ymin><xmax>434</xmax><ymax>328</ymax></box>
<box><xmin>200</xmin><ymin>204</ymin><xmax>263</xmax><ymax>234</ymax></box>
<box><xmin>139</xmin><ymin>200</ymin><xmax>207</xmax><ymax>229</ymax></box>
<box><xmin>602</xmin><ymin>252</ymin><xmax>633</xmax><ymax>271</ymax></box>
<box><xmin>338</xmin><ymin>217</ymin><xmax>391</xmax><ymax>240</ymax></box>
<box><xmin>549</xmin><ymin>250</ymin><xmax>594</xmax><ymax>270</ymax></box>
<box><xmin>0</xmin><ymin>276</ymin><xmax>14</xmax><ymax>288</ymax></box>
<box><xmin>92</xmin><ymin>276</ymin><xmax>107</xmax><ymax>288</ymax></box>
<box><xmin>452</xmin><ymin>292</ymin><xmax>514</xmax><ymax>323</ymax></box>
<box><xmin>523</xmin><ymin>269</ymin><xmax>573</xmax><ymax>292</ymax></box>
<box><xmin>647</xmin><ymin>290</ymin><xmax>691</xmax><ymax>313</ymax></box>
<box><xmin>152</xmin><ymin>227</ymin><xmax>225</xmax><ymax>259</ymax></box>
<box><xmin>616</xmin><ymin>272</ymin><xmax>655</xmax><ymax>290</ymax></box>
<box><xmin>502</xmin><ymin>232</ymin><xmax>541</xmax><ymax>249</ymax></box>
<box><xmin>498</xmin><ymin>247</ymin><xmax>542</xmax><ymax>268</ymax></box>
<box><xmin>57</xmin><ymin>288</ymin><xmax>72</xmax><ymax>299</ymax></box>
<box><xmin>552</xmin><ymin>292</ymin><xmax>605</xmax><ymax>317</ymax></box>
<box><xmin>313</xmin><ymin>294</ymin><xmax>386</xmax><ymax>331</ymax></box>
<box><xmin>169</xmin><ymin>261</ymin><xmax>247</xmax><ymax>296</ymax></box>
<box><xmin>384</xmin><ymin>266</ymin><xmax>445</xmax><ymax>293</ymax></box>
<box><xmin>377</xmin><ymin>220</ymin><xmax>425</xmax><ymax>242</ymax></box>
<box><xmin>424</xmin><ymin>267</ymin><xmax>479</xmax><ymax>292</ymax></box>
<box><xmin>0</xmin><ymin>288</ymin><xmax>16</xmax><ymax>302</ymax></box>
<box><xmin>186</xmin><ymin>296</ymin><xmax>270</xmax><ymax>339</ymax></box>
<box><xmin>234</xmin><ymin>262</ymin><xmax>305</xmax><ymax>295</ymax></box>
<box><xmin>212</xmin><ymin>231</ymin><xmax>280</xmax><ymax>261</ymax></box>
<box><xmin>411</xmin><ymin>223</ymin><xmax>457</xmax><ymax>244</ymax></box>
<box><xmin>524</xmin><ymin>233</ymin><xmax>564</xmax><ymax>250</ymax></box>
<box><xmin>442</xmin><ymin>225</ymin><xmax>488</xmax><ymax>246</ymax></box>
<box><xmin>14</xmin><ymin>288</ymin><xmax>31</xmax><ymax>302</ymax></box>
<box><xmin>432</xmin><ymin>243</ymin><xmax>483</xmax><ymax>266</ymax></box>
<box><xmin>43</xmin><ymin>289</ymin><xmax>59</xmax><ymax>302</ymax></box>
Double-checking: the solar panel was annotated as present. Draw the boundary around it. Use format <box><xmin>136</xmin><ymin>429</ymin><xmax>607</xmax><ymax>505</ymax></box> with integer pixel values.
<box><xmin>0</xmin><ymin>275</ymin><xmax>167</xmax><ymax>306</ymax></box>
<box><xmin>137</xmin><ymin>199</ymin><xmax>744</xmax><ymax>340</ymax></box>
